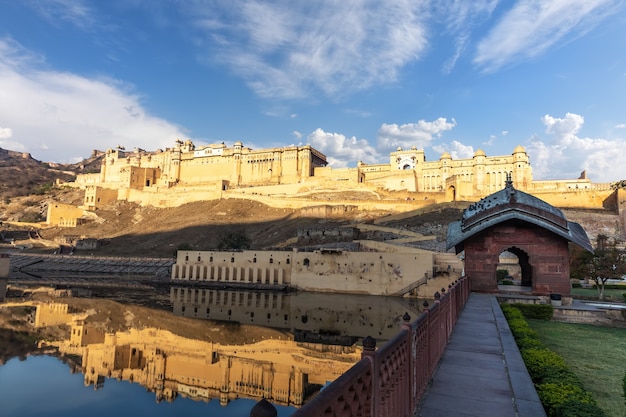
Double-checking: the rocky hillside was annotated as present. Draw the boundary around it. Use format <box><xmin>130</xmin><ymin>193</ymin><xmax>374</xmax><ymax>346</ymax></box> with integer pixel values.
<box><xmin>0</xmin><ymin>146</ymin><xmax>622</xmax><ymax>257</ymax></box>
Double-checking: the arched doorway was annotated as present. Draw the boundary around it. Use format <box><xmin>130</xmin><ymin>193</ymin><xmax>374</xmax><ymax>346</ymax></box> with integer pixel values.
<box><xmin>497</xmin><ymin>247</ymin><xmax>532</xmax><ymax>289</ymax></box>
<box><xmin>446</xmin><ymin>185</ymin><xmax>456</xmax><ymax>202</ymax></box>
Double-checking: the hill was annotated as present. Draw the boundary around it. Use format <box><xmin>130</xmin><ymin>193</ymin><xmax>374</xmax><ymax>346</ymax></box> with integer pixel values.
<box><xmin>0</xmin><ymin>146</ymin><xmax>621</xmax><ymax>257</ymax></box>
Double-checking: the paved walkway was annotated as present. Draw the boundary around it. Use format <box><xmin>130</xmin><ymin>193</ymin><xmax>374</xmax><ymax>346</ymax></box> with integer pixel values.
<box><xmin>417</xmin><ymin>293</ymin><xmax>546</xmax><ymax>417</ymax></box>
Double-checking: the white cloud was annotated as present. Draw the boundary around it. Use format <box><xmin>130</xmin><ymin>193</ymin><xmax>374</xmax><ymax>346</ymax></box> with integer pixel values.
<box><xmin>307</xmin><ymin>128</ymin><xmax>379</xmax><ymax>167</ymax></box>
<box><xmin>526</xmin><ymin>112</ymin><xmax>626</xmax><ymax>182</ymax></box>
<box><xmin>377</xmin><ymin>118</ymin><xmax>457</xmax><ymax>151</ymax></box>
<box><xmin>474</xmin><ymin>0</ymin><xmax>619</xmax><ymax>72</ymax></box>
<box><xmin>27</xmin><ymin>0</ymin><xmax>96</xmax><ymax>30</ymax></box>
<box><xmin>188</xmin><ymin>0</ymin><xmax>429</xmax><ymax>99</ymax></box>
<box><xmin>615</xmin><ymin>123</ymin><xmax>626</xmax><ymax>129</ymax></box>
<box><xmin>437</xmin><ymin>0</ymin><xmax>499</xmax><ymax>73</ymax></box>
<box><xmin>432</xmin><ymin>140</ymin><xmax>474</xmax><ymax>159</ymax></box>
<box><xmin>0</xmin><ymin>125</ymin><xmax>12</xmax><ymax>139</ymax></box>
<box><xmin>292</xmin><ymin>130</ymin><xmax>302</xmax><ymax>140</ymax></box>
<box><xmin>0</xmin><ymin>37</ymin><xmax>187</xmax><ymax>162</ymax></box>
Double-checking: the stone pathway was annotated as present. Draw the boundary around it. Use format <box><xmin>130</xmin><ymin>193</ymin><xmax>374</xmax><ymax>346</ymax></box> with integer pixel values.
<box><xmin>416</xmin><ymin>293</ymin><xmax>545</xmax><ymax>417</ymax></box>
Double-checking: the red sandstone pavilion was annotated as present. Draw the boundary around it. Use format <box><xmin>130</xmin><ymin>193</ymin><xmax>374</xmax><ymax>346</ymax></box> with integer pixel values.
<box><xmin>446</xmin><ymin>174</ymin><xmax>593</xmax><ymax>297</ymax></box>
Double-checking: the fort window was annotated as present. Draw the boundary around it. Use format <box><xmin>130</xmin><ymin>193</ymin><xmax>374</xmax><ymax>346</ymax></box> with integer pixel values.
<box><xmin>231</xmin><ymin>257</ymin><xmax>235</xmax><ymax>263</ymax></box>
<box><xmin>210</xmin><ymin>256</ymin><xmax>213</xmax><ymax>262</ymax></box>
<box><xmin>286</xmin><ymin>258</ymin><xmax>290</xmax><ymax>264</ymax></box>
<box><xmin>185</xmin><ymin>255</ymin><xmax>189</xmax><ymax>261</ymax></box>
<box><xmin>303</xmin><ymin>258</ymin><xmax>310</xmax><ymax>267</ymax></box>
<box><xmin>197</xmin><ymin>256</ymin><xmax>201</xmax><ymax>262</ymax></box>
<box><xmin>269</xmin><ymin>258</ymin><xmax>273</xmax><ymax>264</ymax></box>
<box><xmin>253</xmin><ymin>257</ymin><xmax>257</xmax><ymax>263</ymax></box>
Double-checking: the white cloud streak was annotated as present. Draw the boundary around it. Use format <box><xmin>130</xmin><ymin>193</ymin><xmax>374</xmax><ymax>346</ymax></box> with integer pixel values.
<box><xmin>0</xmin><ymin>37</ymin><xmax>187</xmax><ymax>162</ymax></box>
<box><xmin>27</xmin><ymin>0</ymin><xmax>96</xmax><ymax>30</ymax></box>
<box><xmin>188</xmin><ymin>0</ymin><xmax>429</xmax><ymax>99</ymax></box>
<box><xmin>474</xmin><ymin>0</ymin><xmax>619</xmax><ymax>72</ymax></box>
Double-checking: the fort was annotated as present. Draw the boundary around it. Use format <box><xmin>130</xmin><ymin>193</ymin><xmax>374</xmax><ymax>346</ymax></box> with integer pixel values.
<box><xmin>55</xmin><ymin>140</ymin><xmax>623</xmax><ymax>218</ymax></box>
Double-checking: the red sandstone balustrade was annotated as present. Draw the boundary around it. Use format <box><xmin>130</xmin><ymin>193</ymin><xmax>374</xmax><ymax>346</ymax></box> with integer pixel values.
<box><xmin>287</xmin><ymin>276</ymin><xmax>470</xmax><ymax>417</ymax></box>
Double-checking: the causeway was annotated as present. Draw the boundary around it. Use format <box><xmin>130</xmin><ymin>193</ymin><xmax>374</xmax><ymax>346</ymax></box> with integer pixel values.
<box><xmin>416</xmin><ymin>293</ymin><xmax>546</xmax><ymax>417</ymax></box>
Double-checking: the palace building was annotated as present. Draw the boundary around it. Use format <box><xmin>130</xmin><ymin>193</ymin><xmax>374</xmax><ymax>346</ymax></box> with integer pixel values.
<box><xmin>53</xmin><ymin>139</ymin><xmax>621</xmax><ymax>226</ymax></box>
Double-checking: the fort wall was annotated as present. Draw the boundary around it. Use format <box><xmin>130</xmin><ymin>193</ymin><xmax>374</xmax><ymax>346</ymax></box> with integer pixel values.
<box><xmin>171</xmin><ymin>248</ymin><xmax>437</xmax><ymax>296</ymax></box>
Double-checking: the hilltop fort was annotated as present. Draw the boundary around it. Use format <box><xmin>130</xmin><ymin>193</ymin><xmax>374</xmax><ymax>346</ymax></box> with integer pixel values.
<box><xmin>48</xmin><ymin>140</ymin><xmax>625</xmax><ymax>224</ymax></box>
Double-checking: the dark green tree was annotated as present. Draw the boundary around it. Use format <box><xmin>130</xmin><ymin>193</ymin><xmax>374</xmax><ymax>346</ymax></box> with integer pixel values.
<box><xmin>217</xmin><ymin>231</ymin><xmax>251</xmax><ymax>250</ymax></box>
<box><xmin>586</xmin><ymin>235</ymin><xmax>626</xmax><ymax>300</ymax></box>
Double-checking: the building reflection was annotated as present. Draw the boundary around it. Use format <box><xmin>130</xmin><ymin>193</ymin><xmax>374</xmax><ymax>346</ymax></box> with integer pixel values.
<box><xmin>170</xmin><ymin>287</ymin><xmax>426</xmax><ymax>344</ymax></box>
<box><xmin>36</xmin><ymin>299</ymin><xmax>363</xmax><ymax>407</ymax></box>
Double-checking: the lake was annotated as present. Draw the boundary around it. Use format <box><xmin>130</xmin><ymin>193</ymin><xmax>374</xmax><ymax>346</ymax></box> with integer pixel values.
<box><xmin>0</xmin><ymin>284</ymin><xmax>426</xmax><ymax>416</ymax></box>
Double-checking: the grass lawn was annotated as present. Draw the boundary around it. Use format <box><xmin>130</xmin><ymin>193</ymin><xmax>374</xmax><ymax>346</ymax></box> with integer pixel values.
<box><xmin>528</xmin><ymin>319</ymin><xmax>626</xmax><ymax>417</ymax></box>
<box><xmin>571</xmin><ymin>287</ymin><xmax>626</xmax><ymax>302</ymax></box>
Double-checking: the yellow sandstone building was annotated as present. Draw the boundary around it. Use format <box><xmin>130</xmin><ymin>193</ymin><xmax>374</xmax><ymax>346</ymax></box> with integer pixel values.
<box><xmin>49</xmin><ymin>139</ymin><xmax>624</xmax><ymax>227</ymax></box>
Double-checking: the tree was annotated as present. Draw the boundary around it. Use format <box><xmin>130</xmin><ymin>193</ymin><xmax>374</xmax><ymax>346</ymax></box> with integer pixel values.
<box><xmin>586</xmin><ymin>235</ymin><xmax>626</xmax><ymax>300</ymax></box>
<box><xmin>217</xmin><ymin>231</ymin><xmax>251</xmax><ymax>250</ymax></box>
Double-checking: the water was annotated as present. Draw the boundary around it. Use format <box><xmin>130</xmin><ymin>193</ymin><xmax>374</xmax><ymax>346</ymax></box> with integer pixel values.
<box><xmin>0</xmin><ymin>284</ymin><xmax>427</xmax><ymax>416</ymax></box>
<box><xmin>0</xmin><ymin>356</ymin><xmax>295</xmax><ymax>417</ymax></box>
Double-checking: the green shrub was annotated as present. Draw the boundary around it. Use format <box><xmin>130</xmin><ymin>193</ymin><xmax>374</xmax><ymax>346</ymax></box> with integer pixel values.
<box><xmin>501</xmin><ymin>302</ymin><xmax>605</xmax><ymax>417</ymax></box>
<box><xmin>537</xmin><ymin>383</ymin><xmax>598</xmax><ymax>417</ymax></box>
<box><xmin>555</xmin><ymin>400</ymin><xmax>607</xmax><ymax>417</ymax></box>
<box><xmin>511</xmin><ymin>303</ymin><xmax>554</xmax><ymax>320</ymax></box>
<box><xmin>522</xmin><ymin>348</ymin><xmax>572</xmax><ymax>385</ymax></box>
<box><xmin>497</xmin><ymin>269</ymin><xmax>509</xmax><ymax>281</ymax></box>
<box><xmin>623</xmin><ymin>370</ymin><xmax>626</xmax><ymax>405</ymax></box>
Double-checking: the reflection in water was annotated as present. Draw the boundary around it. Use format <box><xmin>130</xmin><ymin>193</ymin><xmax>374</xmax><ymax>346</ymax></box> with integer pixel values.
<box><xmin>0</xmin><ymin>287</ymin><xmax>429</xmax><ymax>415</ymax></box>
<box><xmin>171</xmin><ymin>287</ymin><xmax>427</xmax><ymax>344</ymax></box>
<box><xmin>0</xmin><ymin>355</ymin><xmax>295</xmax><ymax>417</ymax></box>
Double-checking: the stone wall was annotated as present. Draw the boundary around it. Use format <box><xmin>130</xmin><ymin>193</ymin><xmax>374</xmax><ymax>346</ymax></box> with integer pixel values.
<box><xmin>463</xmin><ymin>223</ymin><xmax>572</xmax><ymax>295</ymax></box>
<box><xmin>67</xmin><ymin>140</ymin><xmax>619</xmax><ymax>218</ymax></box>
<box><xmin>172</xmin><ymin>248</ymin><xmax>436</xmax><ymax>296</ymax></box>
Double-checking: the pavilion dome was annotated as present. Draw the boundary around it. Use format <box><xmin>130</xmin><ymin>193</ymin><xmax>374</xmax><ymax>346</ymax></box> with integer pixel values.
<box><xmin>446</xmin><ymin>177</ymin><xmax>592</xmax><ymax>253</ymax></box>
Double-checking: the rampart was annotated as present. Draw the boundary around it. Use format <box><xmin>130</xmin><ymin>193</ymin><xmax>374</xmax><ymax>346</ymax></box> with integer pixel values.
<box><xmin>63</xmin><ymin>140</ymin><xmax>622</xmax><ymax>217</ymax></box>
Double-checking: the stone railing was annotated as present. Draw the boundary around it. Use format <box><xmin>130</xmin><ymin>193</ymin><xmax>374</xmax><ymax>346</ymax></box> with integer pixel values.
<box><xmin>250</xmin><ymin>276</ymin><xmax>470</xmax><ymax>417</ymax></box>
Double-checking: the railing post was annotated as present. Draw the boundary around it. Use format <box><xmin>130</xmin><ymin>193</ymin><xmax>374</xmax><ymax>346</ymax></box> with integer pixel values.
<box><xmin>402</xmin><ymin>312</ymin><xmax>414</xmax><ymax>414</ymax></box>
<box><xmin>362</xmin><ymin>335</ymin><xmax>378</xmax><ymax>417</ymax></box>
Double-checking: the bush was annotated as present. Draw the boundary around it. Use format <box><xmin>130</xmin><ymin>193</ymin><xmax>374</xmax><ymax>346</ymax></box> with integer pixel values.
<box><xmin>555</xmin><ymin>399</ymin><xmax>606</xmax><ymax>417</ymax></box>
<box><xmin>511</xmin><ymin>303</ymin><xmax>554</xmax><ymax>320</ymax></box>
<box><xmin>497</xmin><ymin>269</ymin><xmax>509</xmax><ymax>281</ymax></box>
<box><xmin>537</xmin><ymin>383</ymin><xmax>601</xmax><ymax>417</ymax></box>
<box><xmin>502</xmin><ymin>303</ymin><xmax>606</xmax><ymax>417</ymax></box>
<box><xmin>521</xmin><ymin>348</ymin><xmax>577</xmax><ymax>385</ymax></box>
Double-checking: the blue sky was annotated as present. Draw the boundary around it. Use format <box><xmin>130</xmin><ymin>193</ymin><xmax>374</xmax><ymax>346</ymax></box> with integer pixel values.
<box><xmin>0</xmin><ymin>0</ymin><xmax>625</xmax><ymax>182</ymax></box>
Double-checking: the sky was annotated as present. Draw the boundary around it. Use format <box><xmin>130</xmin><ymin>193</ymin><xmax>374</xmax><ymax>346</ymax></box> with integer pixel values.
<box><xmin>0</xmin><ymin>0</ymin><xmax>625</xmax><ymax>183</ymax></box>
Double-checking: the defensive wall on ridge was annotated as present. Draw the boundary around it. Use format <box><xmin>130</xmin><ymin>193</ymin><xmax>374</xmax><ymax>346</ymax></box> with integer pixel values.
<box><xmin>49</xmin><ymin>140</ymin><xmax>626</xmax><ymax>229</ymax></box>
